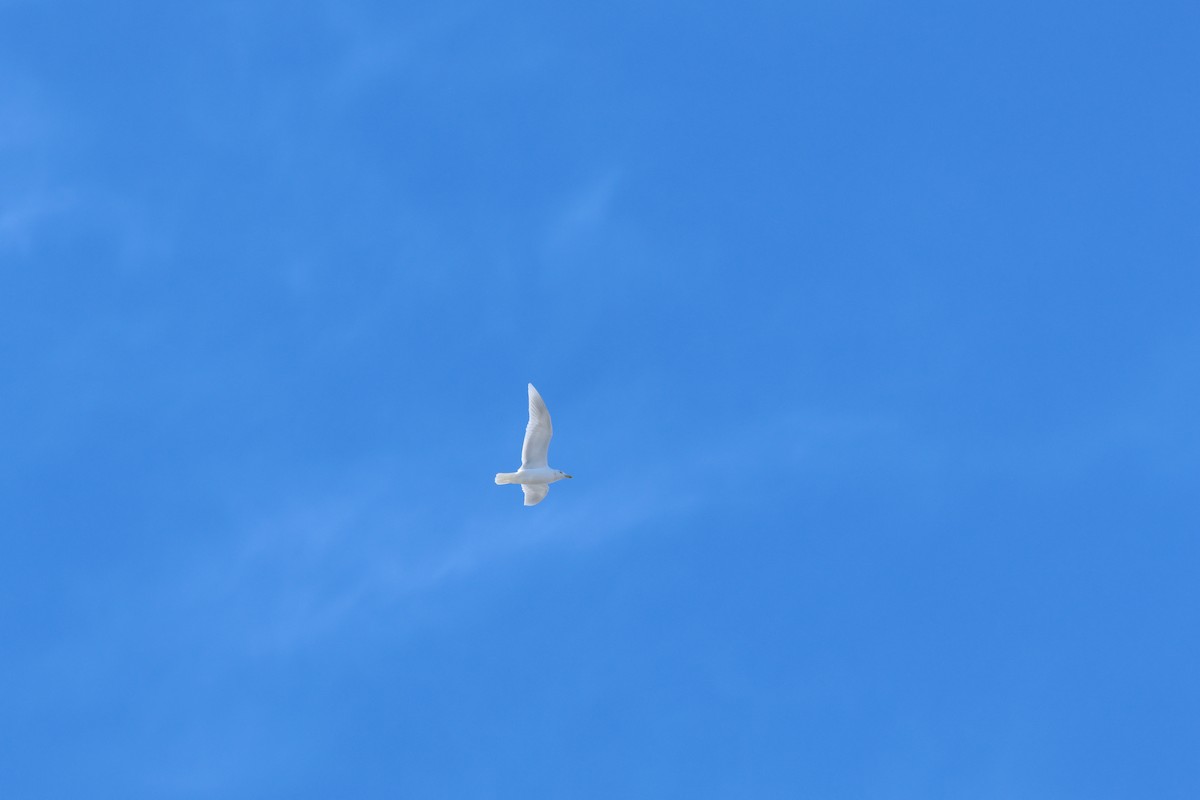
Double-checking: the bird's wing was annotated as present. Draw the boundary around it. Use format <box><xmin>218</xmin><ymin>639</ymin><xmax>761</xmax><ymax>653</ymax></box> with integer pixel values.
<box><xmin>522</xmin><ymin>483</ymin><xmax>549</xmax><ymax>506</ymax></box>
<box><xmin>520</xmin><ymin>383</ymin><xmax>553</xmax><ymax>469</ymax></box>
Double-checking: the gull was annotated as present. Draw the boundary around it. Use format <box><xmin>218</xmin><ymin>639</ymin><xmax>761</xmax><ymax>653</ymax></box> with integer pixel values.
<box><xmin>495</xmin><ymin>383</ymin><xmax>573</xmax><ymax>506</ymax></box>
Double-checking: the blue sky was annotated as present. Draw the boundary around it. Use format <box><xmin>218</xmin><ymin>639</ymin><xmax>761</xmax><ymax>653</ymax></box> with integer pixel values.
<box><xmin>2</xmin><ymin>0</ymin><xmax>1198</xmax><ymax>797</ymax></box>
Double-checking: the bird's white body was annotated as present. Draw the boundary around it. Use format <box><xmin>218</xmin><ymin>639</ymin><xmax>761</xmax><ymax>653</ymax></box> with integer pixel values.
<box><xmin>495</xmin><ymin>384</ymin><xmax>572</xmax><ymax>506</ymax></box>
<box><xmin>495</xmin><ymin>467</ymin><xmax>568</xmax><ymax>486</ymax></box>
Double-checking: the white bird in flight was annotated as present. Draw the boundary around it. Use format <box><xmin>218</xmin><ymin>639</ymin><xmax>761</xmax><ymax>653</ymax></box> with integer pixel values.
<box><xmin>495</xmin><ymin>383</ymin><xmax>572</xmax><ymax>506</ymax></box>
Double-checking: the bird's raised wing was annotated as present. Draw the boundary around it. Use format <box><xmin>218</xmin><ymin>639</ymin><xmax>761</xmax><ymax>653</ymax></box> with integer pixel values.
<box><xmin>522</xmin><ymin>483</ymin><xmax>549</xmax><ymax>506</ymax></box>
<box><xmin>520</xmin><ymin>383</ymin><xmax>553</xmax><ymax>469</ymax></box>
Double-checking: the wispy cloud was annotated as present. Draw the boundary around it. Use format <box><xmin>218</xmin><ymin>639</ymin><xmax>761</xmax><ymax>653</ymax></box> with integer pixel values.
<box><xmin>0</xmin><ymin>66</ymin><xmax>169</xmax><ymax>266</ymax></box>
<box><xmin>0</xmin><ymin>74</ymin><xmax>64</xmax><ymax>255</ymax></box>
<box><xmin>190</xmin><ymin>457</ymin><xmax>697</xmax><ymax>655</ymax></box>
<box><xmin>0</xmin><ymin>191</ymin><xmax>69</xmax><ymax>254</ymax></box>
<box><xmin>543</xmin><ymin>170</ymin><xmax>624</xmax><ymax>257</ymax></box>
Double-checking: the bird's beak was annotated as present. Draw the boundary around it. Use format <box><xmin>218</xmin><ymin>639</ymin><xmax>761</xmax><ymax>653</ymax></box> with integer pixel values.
<box><xmin>566</xmin><ymin>474</ymin><xmax>573</xmax><ymax>479</ymax></box>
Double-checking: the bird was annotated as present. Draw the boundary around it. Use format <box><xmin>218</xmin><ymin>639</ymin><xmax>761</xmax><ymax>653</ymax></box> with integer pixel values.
<box><xmin>495</xmin><ymin>383</ymin><xmax>573</xmax><ymax>506</ymax></box>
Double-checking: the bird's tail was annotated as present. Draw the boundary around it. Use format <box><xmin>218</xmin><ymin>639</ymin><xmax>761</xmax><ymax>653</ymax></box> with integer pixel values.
<box><xmin>495</xmin><ymin>472</ymin><xmax>519</xmax><ymax>485</ymax></box>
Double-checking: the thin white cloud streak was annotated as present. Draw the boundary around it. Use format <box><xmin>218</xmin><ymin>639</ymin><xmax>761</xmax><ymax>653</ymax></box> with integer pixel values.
<box><xmin>542</xmin><ymin>171</ymin><xmax>624</xmax><ymax>255</ymax></box>
<box><xmin>0</xmin><ymin>66</ymin><xmax>169</xmax><ymax>265</ymax></box>
<box><xmin>0</xmin><ymin>196</ymin><xmax>55</xmax><ymax>253</ymax></box>
<box><xmin>0</xmin><ymin>74</ymin><xmax>63</xmax><ymax>254</ymax></box>
<box><xmin>192</xmin><ymin>459</ymin><xmax>699</xmax><ymax>655</ymax></box>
